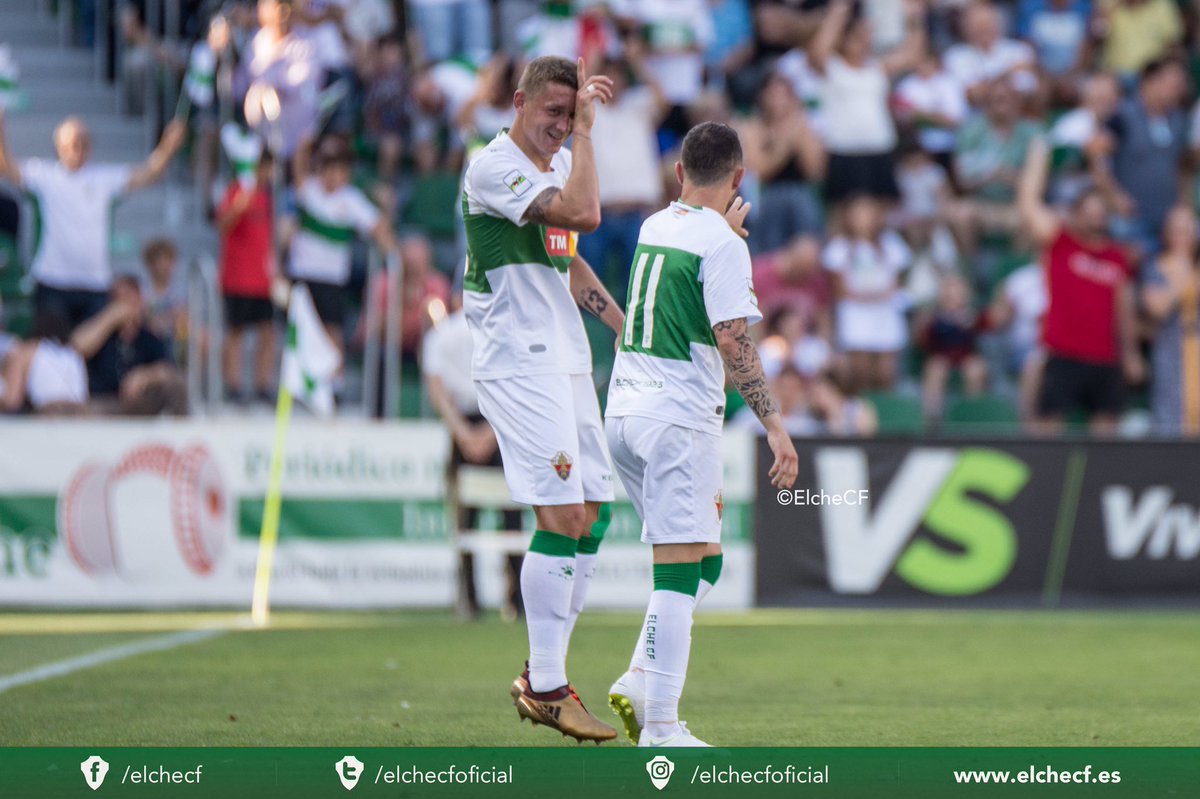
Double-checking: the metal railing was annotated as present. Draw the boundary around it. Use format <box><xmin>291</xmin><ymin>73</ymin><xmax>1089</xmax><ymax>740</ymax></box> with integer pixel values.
<box><xmin>360</xmin><ymin>248</ymin><xmax>405</xmax><ymax>419</ymax></box>
<box><xmin>185</xmin><ymin>252</ymin><xmax>222</xmax><ymax>414</ymax></box>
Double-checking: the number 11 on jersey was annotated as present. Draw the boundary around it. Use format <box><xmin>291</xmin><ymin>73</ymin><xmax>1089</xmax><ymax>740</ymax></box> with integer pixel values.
<box><xmin>624</xmin><ymin>251</ymin><xmax>665</xmax><ymax>349</ymax></box>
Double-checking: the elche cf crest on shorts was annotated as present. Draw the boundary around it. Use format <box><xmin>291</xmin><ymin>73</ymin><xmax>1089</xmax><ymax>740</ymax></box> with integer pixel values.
<box><xmin>715</xmin><ymin>490</ymin><xmax>724</xmax><ymax>520</ymax></box>
<box><xmin>551</xmin><ymin>451</ymin><xmax>574</xmax><ymax>481</ymax></box>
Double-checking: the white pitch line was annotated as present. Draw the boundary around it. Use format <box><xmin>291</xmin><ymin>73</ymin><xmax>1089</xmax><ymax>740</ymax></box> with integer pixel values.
<box><xmin>0</xmin><ymin>628</ymin><xmax>225</xmax><ymax>695</ymax></box>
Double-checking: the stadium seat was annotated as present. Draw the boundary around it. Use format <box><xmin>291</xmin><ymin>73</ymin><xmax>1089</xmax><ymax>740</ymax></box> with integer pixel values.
<box><xmin>403</xmin><ymin>172</ymin><xmax>461</xmax><ymax>238</ymax></box>
<box><xmin>863</xmin><ymin>391</ymin><xmax>924</xmax><ymax>435</ymax></box>
<box><xmin>943</xmin><ymin>394</ymin><xmax>1020</xmax><ymax>435</ymax></box>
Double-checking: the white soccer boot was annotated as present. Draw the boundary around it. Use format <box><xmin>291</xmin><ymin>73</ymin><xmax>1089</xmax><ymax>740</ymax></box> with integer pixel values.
<box><xmin>607</xmin><ymin>669</ymin><xmax>646</xmax><ymax>744</ymax></box>
<box><xmin>638</xmin><ymin>721</ymin><xmax>710</xmax><ymax>748</ymax></box>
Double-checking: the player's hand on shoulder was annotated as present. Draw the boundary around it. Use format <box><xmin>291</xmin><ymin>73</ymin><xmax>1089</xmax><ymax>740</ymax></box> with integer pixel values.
<box><xmin>725</xmin><ymin>196</ymin><xmax>751</xmax><ymax>238</ymax></box>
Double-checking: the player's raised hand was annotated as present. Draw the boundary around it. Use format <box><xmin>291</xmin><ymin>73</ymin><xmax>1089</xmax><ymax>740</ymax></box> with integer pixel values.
<box><xmin>725</xmin><ymin>196</ymin><xmax>751</xmax><ymax>238</ymax></box>
<box><xmin>574</xmin><ymin>58</ymin><xmax>613</xmax><ymax>134</ymax></box>
<box><xmin>765</xmin><ymin>428</ymin><xmax>799</xmax><ymax>489</ymax></box>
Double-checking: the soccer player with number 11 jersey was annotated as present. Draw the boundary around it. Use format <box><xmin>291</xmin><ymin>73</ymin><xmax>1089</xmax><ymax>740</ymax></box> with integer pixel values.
<box><xmin>605</xmin><ymin>122</ymin><xmax>800</xmax><ymax>747</ymax></box>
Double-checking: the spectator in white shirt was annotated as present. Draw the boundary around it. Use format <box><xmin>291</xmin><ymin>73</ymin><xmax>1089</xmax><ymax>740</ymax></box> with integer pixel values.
<box><xmin>808</xmin><ymin>0</ymin><xmax>927</xmax><ymax>206</ymax></box>
<box><xmin>0</xmin><ymin>111</ymin><xmax>185</xmax><ymax>330</ymax></box>
<box><xmin>893</xmin><ymin>49</ymin><xmax>969</xmax><ymax>174</ymax></box>
<box><xmin>944</xmin><ymin>2</ymin><xmax>1037</xmax><ymax>106</ymax></box>
<box><xmin>577</xmin><ymin>46</ymin><xmax>669</xmax><ymax>298</ymax></box>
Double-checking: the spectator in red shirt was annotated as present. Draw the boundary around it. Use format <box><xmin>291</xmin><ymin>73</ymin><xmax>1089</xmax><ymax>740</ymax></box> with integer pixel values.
<box><xmin>216</xmin><ymin>154</ymin><xmax>277</xmax><ymax>404</ymax></box>
<box><xmin>1018</xmin><ymin>137</ymin><xmax>1145</xmax><ymax>435</ymax></box>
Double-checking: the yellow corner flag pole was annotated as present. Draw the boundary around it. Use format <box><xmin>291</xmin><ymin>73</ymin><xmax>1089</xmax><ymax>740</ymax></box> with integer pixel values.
<box><xmin>251</xmin><ymin>386</ymin><xmax>294</xmax><ymax>627</ymax></box>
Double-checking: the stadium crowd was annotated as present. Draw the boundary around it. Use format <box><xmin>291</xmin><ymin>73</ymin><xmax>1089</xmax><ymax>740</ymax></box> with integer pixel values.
<box><xmin>2</xmin><ymin>0</ymin><xmax>1200</xmax><ymax>437</ymax></box>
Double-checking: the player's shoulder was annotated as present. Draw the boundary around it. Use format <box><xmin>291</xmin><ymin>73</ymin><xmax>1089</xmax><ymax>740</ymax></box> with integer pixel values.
<box><xmin>464</xmin><ymin>133</ymin><xmax>531</xmax><ymax>197</ymax></box>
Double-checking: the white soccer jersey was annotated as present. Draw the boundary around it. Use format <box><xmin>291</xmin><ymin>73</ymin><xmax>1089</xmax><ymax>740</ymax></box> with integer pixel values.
<box><xmin>288</xmin><ymin>177</ymin><xmax>380</xmax><ymax>285</ymax></box>
<box><xmin>606</xmin><ymin>201</ymin><xmax>762</xmax><ymax>435</ymax></box>
<box><xmin>462</xmin><ymin>130</ymin><xmax>591</xmax><ymax>379</ymax></box>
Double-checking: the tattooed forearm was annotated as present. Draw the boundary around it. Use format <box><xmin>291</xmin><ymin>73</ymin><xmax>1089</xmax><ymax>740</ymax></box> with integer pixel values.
<box><xmin>714</xmin><ymin>318</ymin><xmax>780</xmax><ymax>421</ymax></box>
<box><xmin>579</xmin><ymin>287</ymin><xmax>609</xmax><ymax>317</ymax></box>
<box><xmin>523</xmin><ymin>187</ymin><xmax>561</xmax><ymax>225</ymax></box>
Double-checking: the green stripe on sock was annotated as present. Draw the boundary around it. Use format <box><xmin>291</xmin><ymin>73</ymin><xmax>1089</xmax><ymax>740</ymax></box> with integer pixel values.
<box><xmin>700</xmin><ymin>554</ymin><xmax>723</xmax><ymax>586</ymax></box>
<box><xmin>576</xmin><ymin>534</ymin><xmax>601</xmax><ymax>555</ymax></box>
<box><xmin>653</xmin><ymin>562</ymin><xmax>701</xmax><ymax>597</ymax></box>
<box><xmin>528</xmin><ymin>530</ymin><xmax>578</xmax><ymax>558</ymax></box>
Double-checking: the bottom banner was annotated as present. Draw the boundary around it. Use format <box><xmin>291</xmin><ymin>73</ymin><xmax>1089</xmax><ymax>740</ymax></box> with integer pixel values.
<box><xmin>0</xmin><ymin>748</ymin><xmax>1195</xmax><ymax>798</ymax></box>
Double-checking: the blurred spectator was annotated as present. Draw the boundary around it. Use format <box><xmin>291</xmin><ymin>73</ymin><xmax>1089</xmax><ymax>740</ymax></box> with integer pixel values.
<box><xmin>0</xmin><ymin>112</ymin><xmax>185</xmax><ymax>330</ymax></box>
<box><xmin>422</xmin><ymin>295</ymin><xmax>523</xmax><ymax>620</ymax></box>
<box><xmin>733</xmin><ymin>364</ymin><xmax>820</xmax><ymax>435</ymax></box>
<box><xmin>1096</xmin><ymin>0</ymin><xmax>1183</xmax><ymax>80</ymax></box>
<box><xmin>751</xmin><ymin>234</ymin><xmax>833</xmax><ymax>338</ymax></box>
<box><xmin>1017</xmin><ymin>138</ymin><xmax>1142</xmax><ymax>435</ymax></box>
<box><xmin>915</xmin><ymin>272</ymin><xmax>989</xmax><ymax>422</ymax></box>
<box><xmin>359</xmin><ymin>234</ymin><xmax>451</xmax><ymax>365</ymax></box>
<box><xmin>947</xmin><ymin>78</ymin><xmax>1040</xmax><ymax>256</ymax></box>
<box><xmin>411</xmin><ymin>58</ymin><xmax>480</xmax><ymax>173</ymax></box>
<box><xmin>577</xmin><ymin>48</ymin><xmax>668</xmax><ymax>297</ymax></box>
<box><xmin>185</xmin><ymin>15</ymin><xmax>236</xmax><ymax>216</ymax></box>
<box><xmin>987</xmin><ymin>261</ymin><xmax>1048</xmax><ymax>423</ymax></box>
<box><xmin>1142</xmin><ymin>206</ymin><xmax>1200</xmax><ymax>436</ymax></box>
<box><xmin>741</xmin><ymin>72</ymin><xmax>825</xmax><ymax>253</ymax></box>
<box><xmin>407</xmin><ymin>0</ymin><xmax>493</xmax><ymax>65</ymax></box>
<box><xmin>363</xmin><ymin>33</ymin><xmax>413</xmax><ymax>181</ymax></box>
<box><xmin>944</xmin><ymin>2</ymin><xmax>1037</xmax><ymax>106</ymax></box>
<box><xmin>242</xmin><ymin>0</ymin><xmax>321</xmax><ymax>162</ymax></box>
<box><xmin>141</xmin><ymin>238</ymin><xmax>187</xmax><ymax>359</ymax></box>
<box><xmin>1016</xmin><ymin>0</ymin><xmax>1094</xmax><ymax>103</ymax></box>
<box><xmin>807</xmin><ymin>368</ymin><xmax>878</xmax><ymax>435</ymax></box>
<box><xmin>1094</xmin><ymin>57</ymin><xmax>1189</xmax><ymax>257</ymax></box>
<box><xmin>808</xmin><ymin>0</ymin><xmax>926</xmax><ymax>205</ymax></box>
<box><xmin>2</xmin><ymin>310</ymin><xmax>88</xmax><ymax>415</ymax></box>
<box><xmin>70</xmin><ymin>276</ymin><xmax>188</xmax><ymax>416</ymax></box>
<box><xmin>514</xmin><ymin>1</ymin><xmax>615</xmax><ymax>63</ymax></box>
<box><xmin>456</xmin><ymin>54</ymin><xmax>521</xmax><ymax>149</ymax></box>
<box><xmin>822</xmin><ymin>194</ymin><xmax>911</xmax><ymax>392</ymax></box>
<box><xmin>896</xmin><ymin>140</ymin><xmax>960</xmax><ymax>307</ymax></box>
<box><xmin>1046</xmin><ymin>71</ymin><xmax>1120</xmax><ymax>205</ymax></box>
<box><xmin>285</xmin><ymin>136</ymin><xmax>399</xmax><ymax>352</ymax></box>
<box><xmin>217</xmin><ymin>154</ymin><xmax>278</xmax><ymax>405</ymax></box>
<box><xmin>892</xmin><ymin>49</ymin><xmax>969</xmax><ymax>174</ymax></box>
<box><xmin>612</xmin><ymin>0</ymin><xmax>714</xmax><ymax>144</ymax></box>
<box><xmin>293</xmin><ymin>0</ymin><xmax>358</xmax><ymax>135</ymax></box>
<box><xmin>118</xmin><ymin>2</ymin><xmax>182</xmax><ymax>116</ymax></box>
<box><xmin>704</xmin><ymin>0</ymin><xmax>755</xmax><ymax>90</ymax></box>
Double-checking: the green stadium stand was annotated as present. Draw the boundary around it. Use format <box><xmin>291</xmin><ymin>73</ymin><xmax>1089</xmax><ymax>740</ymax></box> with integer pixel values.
<box><xmin>864</xmin><ymin>391</ymin><xmax>924</xmax><ymax>435</ymax></box>
<box><xmin>943</xmin><ymin>394</ymin><xmax>1020</xmax><ymax>435</ymax></box>
<box><xmin>403</xmin><ymin>172</ymin><xmax>461</xmax><ymax>238</ymax></box>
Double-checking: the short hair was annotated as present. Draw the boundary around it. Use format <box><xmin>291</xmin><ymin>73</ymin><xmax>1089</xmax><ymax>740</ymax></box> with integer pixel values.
<box><xmin>681</xmin><ymin>122</ymin><xmax>743</xmax><ymax>187</ymax></box>
<box><xmin>142</xmin><ymin>237</ymin><xmax>177</xmax><ymax>266</ymax></box>
<box><xmin>1141</xmin><ymin>55</ymin><xmax>1185</xmax><ymax>84</ymax></box>
<box><xmin>517</xmin><ymin>56</ymin><xmax>577</xmax><ymax>99</ymax></box>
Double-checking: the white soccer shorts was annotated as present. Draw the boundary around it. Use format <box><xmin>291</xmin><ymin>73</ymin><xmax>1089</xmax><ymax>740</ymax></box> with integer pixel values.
<box><xmin>475</xmin><ymin>373</ymin><xmax>615</xmax><ymax>506</ymax></box>
<box><xmin>605</xmin><ymin>414</ymin><xmax>723</xmax><ymax>544</ymax></box>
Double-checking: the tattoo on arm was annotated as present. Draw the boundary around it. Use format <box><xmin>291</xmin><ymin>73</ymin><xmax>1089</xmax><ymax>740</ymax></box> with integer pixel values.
<box><xmin>523</xmin><ymin>187</ymin><xmax>560</xmax><ymax>226</ymax></box>
<box><xmin>578</xmin><ymin>286</ymin><xmax>609</xmax><ymax>317</ymax></box>
<box><xmin>714</xmin><ymin>318</ymin><xmax>779</xmax><ymax>421</ymax></box>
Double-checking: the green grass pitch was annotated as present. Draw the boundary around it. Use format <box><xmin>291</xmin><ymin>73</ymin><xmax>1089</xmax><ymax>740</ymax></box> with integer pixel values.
<box><xmin>0</xmin><ymin>609</ymin><xmax>1197</xmax><ymax>746</ymax></box>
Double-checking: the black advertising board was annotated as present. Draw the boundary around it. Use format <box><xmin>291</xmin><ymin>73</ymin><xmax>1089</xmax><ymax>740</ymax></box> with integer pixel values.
<box><xmin>755</xmin><ymin>438</ymin><xmax>1200</xmax><ymax>606</ymax></box>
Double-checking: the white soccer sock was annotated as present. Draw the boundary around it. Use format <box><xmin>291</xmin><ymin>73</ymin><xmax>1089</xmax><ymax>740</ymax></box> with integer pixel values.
<box><xmin>642</xmin><ymin>589</ymin><xmax>696</xmax><ymax>740</ymax></box>
<box><xmin>628</xmin><ymin>578</ymin><xmax>715</xmax><ymax>674</ymax></box>
<box><xmin>562</xmin><ymin>552</ymin><xmax>597</xmax><ymax>657</ymax></box>
<box><xmin>521</xmin><ymin>536</ymin><xmax>577</xmax><ymax>693</ymax></box>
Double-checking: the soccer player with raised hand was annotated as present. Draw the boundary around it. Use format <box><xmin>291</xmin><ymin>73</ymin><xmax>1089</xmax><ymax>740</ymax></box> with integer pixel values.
<box><xmin>460</xmin><ymin>56</ymin><xmax>623</xmax><ymax>743</ymax></box>
<box><xmin>605</xmin><ymin>122</ymin><xmax>799</xmax><ymax>747</ymax></box>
